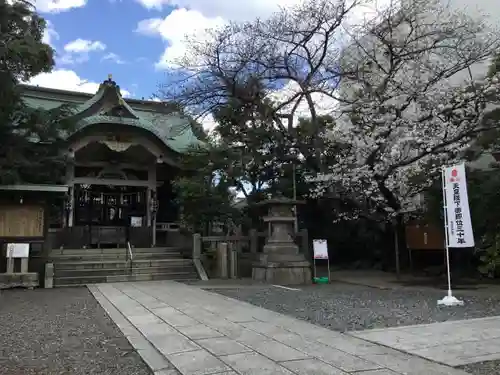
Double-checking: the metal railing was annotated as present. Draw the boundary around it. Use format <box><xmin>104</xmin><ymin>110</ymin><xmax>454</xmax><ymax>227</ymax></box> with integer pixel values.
<box><xmin>126</xmin><ymin>241</ymin><xmax>134</xmax><ymax>274</ymax></box>
<box><xmin>126</xmin><ymin>241</ymin><xmax>134</xmax><ymax>261</ymax></box>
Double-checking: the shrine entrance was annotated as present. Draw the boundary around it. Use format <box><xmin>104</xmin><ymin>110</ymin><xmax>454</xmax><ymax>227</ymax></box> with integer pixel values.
<box><xmin>74</xmin><ymin>184</ymin><xmax>147</xmax><ymax>227</ymax></box>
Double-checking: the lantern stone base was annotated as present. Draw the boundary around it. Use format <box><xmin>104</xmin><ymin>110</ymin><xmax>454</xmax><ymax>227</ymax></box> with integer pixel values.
<box><xmin>252</xmin><ymin>251</ymin><xmax>312</xmax><ymax>285</ymax></box>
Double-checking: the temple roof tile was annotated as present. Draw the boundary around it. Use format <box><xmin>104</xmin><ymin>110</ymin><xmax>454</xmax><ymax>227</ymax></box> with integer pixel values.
<box><xmin>19</xmin><ymin>76</ymin><xmax>204</xmax><ymax>154</ymax></box>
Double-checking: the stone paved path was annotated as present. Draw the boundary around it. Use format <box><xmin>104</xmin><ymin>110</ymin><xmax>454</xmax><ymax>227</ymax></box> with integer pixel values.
<box><xmin>350</xmin><ymin>316</ymin><xmax>500</xmax><ymax>367</ymax></box>
<box><xmin>89</xmin><ymin>281</ymin><xmax>470</xmax><ymax>375</ymax></box>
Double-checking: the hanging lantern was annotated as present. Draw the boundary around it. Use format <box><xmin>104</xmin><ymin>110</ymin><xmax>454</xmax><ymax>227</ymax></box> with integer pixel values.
<box><xmin>150</xmin><ymin>193</ymin><xmax>159</xmax><ymax>214</ymax></box>
<box><xmin>65</xmin><ymin>192</ymin><xmax>72</xmax><ymax>212</ymax></box>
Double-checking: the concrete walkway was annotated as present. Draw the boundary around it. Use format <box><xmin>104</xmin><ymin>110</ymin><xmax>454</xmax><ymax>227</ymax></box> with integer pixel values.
<box><xmin>89</xmin><ymin>281</ymin><xmax>470</xmax><ymax>375</ymax></box>
<box><xmin>351</xmin><ymin>316</ymin><xmax>500</xmax><ymax>367</ymax></box>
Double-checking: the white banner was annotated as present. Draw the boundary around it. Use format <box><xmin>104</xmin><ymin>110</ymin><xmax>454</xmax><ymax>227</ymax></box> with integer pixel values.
<box><xmin>443</xmin><ymin>163</ymin><xmax>474</xmax><ymax>248</ymax></box>
<box><xmin>313</xmin><ymin>239</ymin><xmax>329</xmax><ymax>259</ymax></box>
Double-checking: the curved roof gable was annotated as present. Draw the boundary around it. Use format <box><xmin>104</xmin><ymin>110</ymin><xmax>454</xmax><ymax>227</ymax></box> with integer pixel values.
<box><xmin>20</xmin><ymin>77</ymin><xmax>205</xmax><ymax>153</ymax></box>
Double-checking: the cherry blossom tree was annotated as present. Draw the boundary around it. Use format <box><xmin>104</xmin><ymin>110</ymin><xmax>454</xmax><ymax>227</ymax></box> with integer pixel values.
<box><xmin>159</xmin><ymin>0</ymin><xmax>364</xmax><ymax>173</ymax></box>
<box><xmin>310</xmin><ymin>0</ymin><xmax>500</xmax><ymax>222</ymax></box>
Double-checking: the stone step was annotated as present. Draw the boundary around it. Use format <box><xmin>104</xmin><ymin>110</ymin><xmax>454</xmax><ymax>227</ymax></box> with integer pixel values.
<box><xmin>50</xmin><ymin>247</ymin><xmax>185</xmax><ymax>255</ymax></box>
<box><xmin>53</xmin><ymin>272</ymin><xmax>199</xmax><ymax>286</ymax></box>
<box><xmin>49</xmin><ymin>252</ymin><xmax>185</xmax><ymax>261</ymax></box>
<box><xmin>52</xmin><ymin>258</ymin><xmax>193</xmax><ymax>270</ymax></box>
<box><xmin>54</xmin><ymin>265</ymin><xmax>196</xmax><ymax>277</ymax></box>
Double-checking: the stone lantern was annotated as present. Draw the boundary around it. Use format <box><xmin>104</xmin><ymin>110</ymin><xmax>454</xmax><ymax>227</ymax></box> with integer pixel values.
<box><xmin>252</xmin><ymin>196</ymin><xmax>311</xmax><ymax>285</ymax></box>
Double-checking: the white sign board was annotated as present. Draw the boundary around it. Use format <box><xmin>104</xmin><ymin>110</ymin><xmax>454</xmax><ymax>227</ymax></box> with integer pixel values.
<box><xmin>130</xmin><ymin>216</ymin><xmax>143</xmax><ymax>228</ymax></box>
<box><xmin>6</xmin><ymin>243</ymin><xmax>30</xmax><ymax>258</ymax></box>
<box><xmin>443</xmin><ymin>163</ymin><xmax>474</xmax><ymax>248</ymax></box>
<box><xmin>313</xmin><ymin>239</ymin><xmax>329</xmax><ymax>259</ymax></box>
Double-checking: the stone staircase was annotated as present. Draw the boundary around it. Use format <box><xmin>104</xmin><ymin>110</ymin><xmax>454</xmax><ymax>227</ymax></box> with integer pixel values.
<box><xmin>49</xmin><ymin>247</ymin><xmax>199</xmax><ymax>287</ymax></box>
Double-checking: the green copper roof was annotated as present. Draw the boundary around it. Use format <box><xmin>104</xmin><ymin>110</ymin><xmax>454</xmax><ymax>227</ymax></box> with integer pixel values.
<box><xmin>20</xmin><ymin>78</ymin><xmax>204</xmax><ymax>153</ymax></box>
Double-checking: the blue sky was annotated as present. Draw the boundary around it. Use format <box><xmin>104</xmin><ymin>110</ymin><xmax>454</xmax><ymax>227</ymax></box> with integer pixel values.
<box><xmin>28</xmin><ymin>0</ymin><xmax>304</xmax><ymax>100</ymax></box>
<box><xmin>28</xmin><ymin>0</ymin><xmax>497</xmax><ymax>103</ymax></box>
<box><xmin>42</xmin><ymin>1</ymin><xmax>171</xmax><ymax>98</ymax></box>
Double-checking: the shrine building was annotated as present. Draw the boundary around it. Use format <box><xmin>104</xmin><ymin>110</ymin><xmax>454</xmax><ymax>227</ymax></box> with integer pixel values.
<box><xmin>0</xmin><ymin>76</ymin><xmax>208</xmax><ymax>287</ymax></box>
<box><xmin>20</xmin><ymin>75</ymin><xmax>203</xmax><ymax>249</ymax></box>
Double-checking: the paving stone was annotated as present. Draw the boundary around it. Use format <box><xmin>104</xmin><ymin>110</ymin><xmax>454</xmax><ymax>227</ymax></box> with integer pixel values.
<box><xmin>269</xmin><ymin>331</ymin><xmax>381</xmax><ymax>372</ymax></box>
<box><xmin>223</xmin><ymin>312</ymin><xmax>258</xmax><ymax>323</ymax></box>
<box><xmin>349</xmin><ymin>370</ymin><xmax>401</xmax><ymax>375</ymax></box>
<box><xmin>195</xmin><ymin>337</ymin><xmax>252</xmax><ymax>356</ymax></box>
<box><xmin>363</xmin><ymin>350</ymin><xmax>471</xmax><ymax>375</ymax></box>
<box><xmin>137</xmin><ymin>347</ymin><xmax>174</xmax><ymax>372</ymax></box>
<box><xmin>167</xmin><ymin>349</ymin><xmax>232</xmax><ymax>375</ymax></box>
<box><xmin>143</xmin><ymin>300</ymin><xmax>171</xmax><ymax>310</ymax></box>
<box><xmin>316</xmin><ymin>335</ymin><xmax>393</xmax><ymax>356</ymax></box>
<box><xmin>244</xmin><ymin>339</ymin><xmax>311</xmax><ymax>361</ymax></box>
<box><xmin>351</xmin><ymin>318</ymin><xmax>500</xmax><ymax>368</ymax></box>
<box><xmin>154</xmin><ymin>308</ymin><xmax>200</xmax><ymax>327</ymax></box>
<box><xmin>223</xmin><ymin>327</ymin><xmax>269</xmax><ymax>344</ymax></box>
<box><xmin>220</xmin><ymin>352</ymin><xmax>295</xmax><ymax>375</ymax></box>
<box><xmin>280</xmin><ymin>358</ymin><xmax>349</xmax><ymax>375</ymax></box>
<box><xmin>241</xmin><ymin>321</ymin><xmax>292</xmax><ymax>337</ymax></box>
<box><xmin>149</xmin><ymin>333</ymin><xmax>200</xmax><ymax>355</ymax></box>
<box><xmin>177</xmin><ymin>324</ymin><xmax>224</xmax><ymax>340</ymax></box>
<box><xmin>137</xmin><ymin>322</ymin><xmax>177</xmax><ymax>336</ymax></box>
<box><xmin>129</xmin><ymin>313</ymin><xmax>164</xmax><ymax>327</ymax></box>
<box><xmin>121</xmin><ymin>306</ymin><xmax>151</xmax><ymax>317</ymax></box>
<box><xmin>412</xmin><ymin>338</ymin><xmax>500</xmax><ymax>366</ymax></box>
<box><xmin>154</xmin><ymin>368</ymin><xmax>179</xmax><ymax>375</ymax></box>
<box><xmin>203</xmin><ymin>318</ymin><xmax>242</xmax><ymax>333</ymax></box>
<box><xmin>300</xmin><ymin>341</ymin><xmax>382</xmax><ymax>373</ymax></box>
<box><xmin>127</xmin><ymin>333</ymin><xmax>153</xmax><ymax>350</ymax></box>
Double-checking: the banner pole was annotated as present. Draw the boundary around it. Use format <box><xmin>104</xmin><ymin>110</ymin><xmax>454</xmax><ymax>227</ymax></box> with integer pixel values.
<box><xmin>438</xmin><ymin>166</ymin><xmax>464</xmax><ymax>306</ymax></box>
<box><xmin>441</xmin><ymin>167</ymin><xmax>453</xmax><ymax>297</ymax></box>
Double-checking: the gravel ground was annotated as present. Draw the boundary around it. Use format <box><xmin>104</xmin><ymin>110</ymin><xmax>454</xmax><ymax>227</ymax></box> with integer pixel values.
<box><xmin>459</xmin><ymin>360</ymin><xmax>500</xmax><ymax>375</ymax></box>
<box><xmin>0</xmin><ymin>287</ymin><xmax>152</xmax><ymax>375</ymax></box>
<box><xmin>210</xmin><ymin>283</ymin><xmax>500</xmax><ymax>375</ymax></box>
<box><xmin>209</xmin><ymin>283</ymin><xmax>500</xmax><ymax>331</ymax></box>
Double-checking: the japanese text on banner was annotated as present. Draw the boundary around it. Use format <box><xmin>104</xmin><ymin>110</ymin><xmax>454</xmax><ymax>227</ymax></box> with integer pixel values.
<box><xmin>443</xmin><ymin>163</ymin><xmax>474</xmax><ymax>248</ymax></box>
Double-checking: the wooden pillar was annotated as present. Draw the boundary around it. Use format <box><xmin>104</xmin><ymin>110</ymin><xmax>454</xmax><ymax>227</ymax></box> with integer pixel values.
<box><xmin>148</xmin><ymin>164</ymin><xmax>157</xmax><ymax>247</ymax></box>
<box><xmin>146</xmin><ymin>188</ymin><xmax>152</xmax><ymax>227</ymax></box>
<box><xmin>66</xmin><ymin>162</ymin><xmax>75</xmax><ymax>227</ymax></box>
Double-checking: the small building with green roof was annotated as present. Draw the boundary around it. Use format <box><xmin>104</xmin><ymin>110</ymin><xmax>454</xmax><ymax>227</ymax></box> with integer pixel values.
<box><xmin>20</xmin><ymin>75</ymin><xmax>204</xmax><ymax>249</ymax></box>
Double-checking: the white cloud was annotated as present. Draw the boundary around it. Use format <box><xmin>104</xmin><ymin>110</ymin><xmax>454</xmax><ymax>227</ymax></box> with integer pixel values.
<box><xmin>137</xmin><ymin>0</ymin><xmax>395</xmax><ymax>70</ymax></box>
<box><xmin>58</xmin><ymin>39</ymin><xmax>107</xmax><ymax>65</ymax></box>
<box><xmin>134</xmin><ymin>0</ymin><xmax>302</xmax><ymax>21</ymax></box>
<box><xmin>135</xmin><ymin>1</ymin><xmax>303</xmax><ymax>69</ymax></box>
<box><xmin>28</xmin><ymin>69</ymin><xmax>131</xmax><ymax>97</ymax></box>
<box><xmin>31</xmin><ymin>0</ymin><xmax>87</xmax><ymax>13</ymax></box>
<box><xmin>64</xmin><ymin>39</ymin><xmax>106</xmax><ymax>53</ymax></box>
<box><xmin>101</xmin><ymin>52</ymin><xmax>126</xmax><ymax>64</ymax></box>
<box><xmin>136</xmin><ymin>8</ymin><xmax>224</xmax><ymax>69</ymax></box>
<box><xmin>42</xmin><ymin>20</ymin><xmax>58</xmax><ymax>46</ymax></box>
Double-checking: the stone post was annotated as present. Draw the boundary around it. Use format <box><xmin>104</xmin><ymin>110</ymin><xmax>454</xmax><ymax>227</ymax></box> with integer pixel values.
<box><xmin>249</xmin><ymin>229</ymin><xmax>258</xmax><ymax>253</ymax></box>
<box><xmin>300</xmin><ymin>229</ymin><xmax>310</xmax><ymax>259</ymax></box>
<box><xmin>44</xmin><ymin>263</ymin><xmax>54</xmax><ymax>288</ymax></box>
<box><xmin>228</xmin><ymin>243</ymin><xmax>237</xmax><ymax>279</ymax></box>
<box><xmin>217</xmin><ymin>242</ymin><xmax>228</xmax><ymax>278</ymax></box>
<box><xmin>192</xmin><ymin>233</ymin><xmax>201</xmax><ymax>259</ymax></box>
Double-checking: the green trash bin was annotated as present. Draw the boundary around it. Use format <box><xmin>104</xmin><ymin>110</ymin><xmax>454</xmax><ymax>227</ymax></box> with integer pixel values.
<box><xmin>313</xmin><ymin>276</ymin><xmax>329</xmax><ymax>284</ymax></box>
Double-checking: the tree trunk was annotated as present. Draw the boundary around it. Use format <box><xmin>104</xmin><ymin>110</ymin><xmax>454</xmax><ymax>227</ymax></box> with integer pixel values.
<box><xmin>394</xmin><ymin>219</ymin><xmax>400</xmax><ymax>279</ymax></box>
<box><xmin>393</xmin><ymin>213</ymin><xmax>407</xmax><ymax>279</ymax></box>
